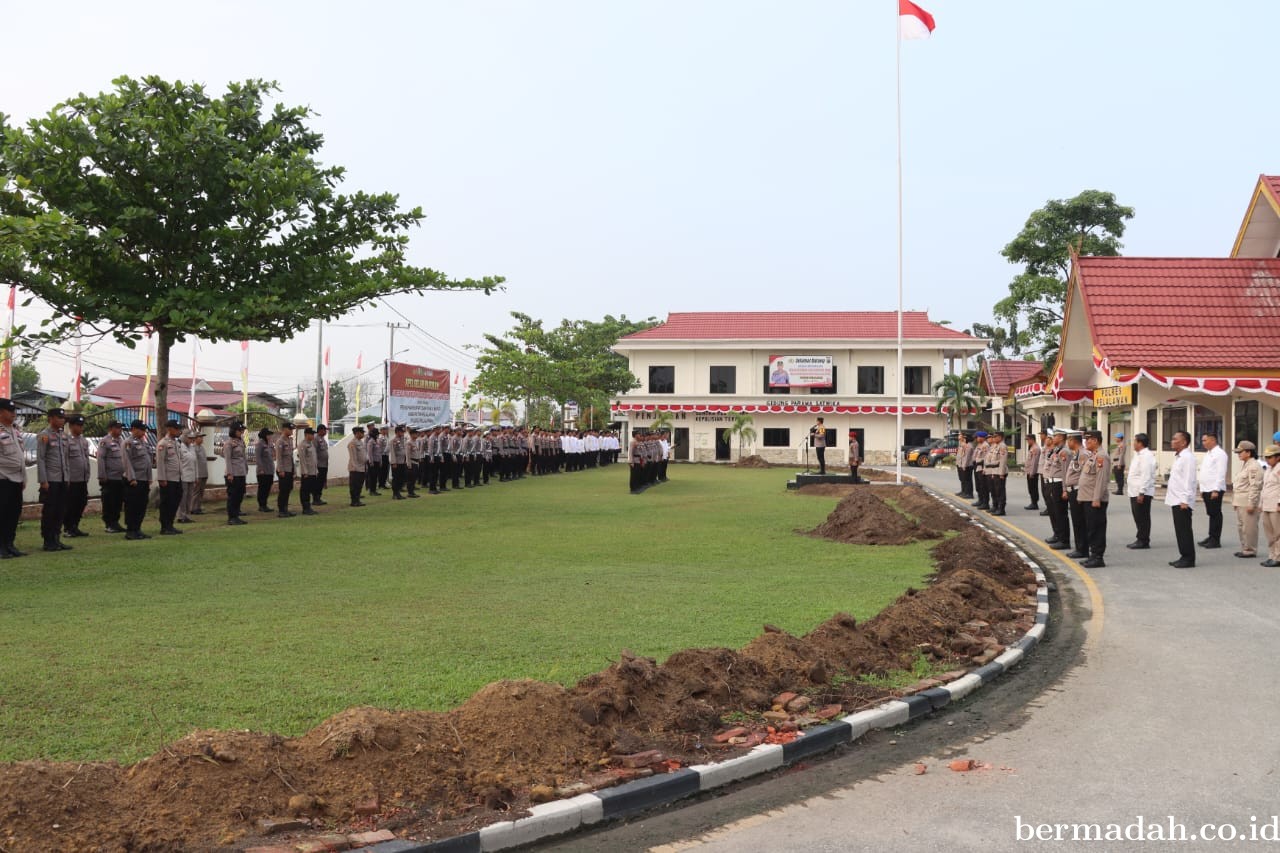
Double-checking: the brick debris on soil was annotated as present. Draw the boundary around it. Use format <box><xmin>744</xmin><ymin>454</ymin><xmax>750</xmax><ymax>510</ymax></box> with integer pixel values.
<box><xmin>0</xmin><ymin>486</ymin><xmax>1037</xmax><ymax>851</ymax></box>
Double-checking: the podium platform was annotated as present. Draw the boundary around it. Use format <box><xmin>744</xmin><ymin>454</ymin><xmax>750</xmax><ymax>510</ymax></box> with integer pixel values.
<box><xmin>786</xmin><ymin>472</ymin><xmax>869</xmax><ymax>490</ymax></box>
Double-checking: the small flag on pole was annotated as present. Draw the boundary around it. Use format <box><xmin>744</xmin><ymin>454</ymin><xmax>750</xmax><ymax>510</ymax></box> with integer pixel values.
<box><xmin>188</xmin><ymin>343</ymin><xmax>199</xmax><ymax>419</ymax></box>
<box><xmin>899</xmin><ymin>0</ymin><xmax>935</xmax><ymax>39</ymax></box>
<box><xmin>0</xmin><ymin>285</ymin><xmax>14</xmax><ymax>398</ymax></box>
<box><xmin>240</xmin><ymin>341</ymin><xmax>250</xmax><ymax>415</ymax></box>
<box><xmin>354</xmin><ymin>352</ymin><xmax>363</xmax><ymax>420</ymax></box>
<box><xmin>140</xmin><ymin>327</ymin><xmax>155</xmax><ymax>409</ymax></box>
<box><xmin>323</xmin><ymin>346</ymin><xmax>331</xmax><ymax>425</ymax></box>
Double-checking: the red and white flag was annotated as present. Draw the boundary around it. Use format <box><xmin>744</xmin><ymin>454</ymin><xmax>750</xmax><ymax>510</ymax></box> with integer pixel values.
<box><xmin>240</xmin><ymin>341</ymin><xmax>250</xmax><ymax>415</ymax></box>
<box><xmin>899</xmin><ymin>0</ymin><xmax>935</xmax><ymax>39</ymax></box>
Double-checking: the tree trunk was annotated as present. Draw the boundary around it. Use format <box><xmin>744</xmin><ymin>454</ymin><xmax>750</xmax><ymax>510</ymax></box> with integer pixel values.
<box><xmin>155</xmin><ymin>330</ymin><xmax>172</xmax><ymax>430</ymax></box>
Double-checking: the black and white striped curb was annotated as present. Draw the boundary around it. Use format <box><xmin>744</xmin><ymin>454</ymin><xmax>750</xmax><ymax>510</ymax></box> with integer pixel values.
<box><xmin>362</xmin><ymin>488</ymin><xmax>1050</xmax><ymax>853</ymax></box>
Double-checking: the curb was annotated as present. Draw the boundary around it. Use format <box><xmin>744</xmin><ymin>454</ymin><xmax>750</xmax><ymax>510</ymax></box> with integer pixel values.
<box><xmin>361</xmin><ymin>485</ymin><xmax>1051</xmax><ymax>853</ymax></box>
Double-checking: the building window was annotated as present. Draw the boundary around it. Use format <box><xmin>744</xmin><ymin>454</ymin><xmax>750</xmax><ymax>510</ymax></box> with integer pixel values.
<box><xmin>1234</xmin><ymin>400</ymin><xmax>1259</xmax><ymax>448</ymax></box>
<box><xmin>1193</xmin><ymin>404</ymin><xmax>1223</xmax><ymax>445</ymax></box>
<box><xmin>811</xmin><ymin>366</ymin><xmax>838</xmax><ymax>395</ymax></box>
<box><xmin>762</xmin><ymin>428</ymin><xmax>791</xmax><ymax>447</ymax></box>
<box><xmin>1161</xmin><ymin>407</ymin><xmax>1187</xmax><ymax>451</ymax></box>
<box><xmin>709</xmin><ymin>366</ymin><xmax>736</xmax><ymax>394</ymax></box>
<box><xmin>763</xmin><ymin>366</ymin><xmax>788</xmax><ymax>394</ymax></box>
<box><xmin>1146</xmin><ymin>409</ymin><xmax>1157</xmax><ymax>445</ymax></box>
<box><xmin>857</xmin><ymin>366</ymin><xmax>884</xmax><ymax>395</ymax></box>
<box><xmin>648</xmin><ymin>365</ymin><xmax>675</xmax><ymax>394</ymax></box>
<box><xmin>903</xmin><ymin>428</ymin><xmax>932</xmax><ymax>449</ymax></box>
<box><xmin>904</xmin><ymin>366</ymin><xmax>932</xmax><ymax>395</ymax></box>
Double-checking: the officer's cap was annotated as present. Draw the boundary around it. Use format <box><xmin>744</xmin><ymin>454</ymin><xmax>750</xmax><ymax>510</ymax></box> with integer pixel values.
<box><xmin>229</xmin><ymin>422</ymin><xmax>245</xmax><ymax>433</ymax></box>
<box><xmin>47</xmin><ymin>407</ymin><xmax>66</xmax><ymax>419</ymax></box>
<box><xmin>394</xmin><ymin>424</ymin><xmax>405</xmax><ymax>432</ymax></box>
<box><xmin>67</xmin><ymin>415</ymin><xmax>85</xmax><ymax>426</ymax></box>
<box><xmin>352</xmin><ymin>425</ymin><xmax>365</xmax><ymax>433</ymax></box>
<box><xmin>258</xmin><ymin>427</ymin><xmax>273</xmax><ymax>439</ymax></box>
<box><xmin>304</xmin><ymin>427</ymin><xmax>315</xmax><ymax>435</ymax></box>
<box><xmin>1236</xmin><ymin>440</ymin><xmax>1256</xmax><ymax>452</ymax></box>
<box><xmin>1115</xmin><ymin>432</ymin><xmax>1124</xmax><ymax>438</ymax></box>
<box><xmin>1265</xmin><ymin>445</ymin><xmax>1280</xmax><ymax>458</ymax></box>
<box><xmin>279</xmin><ymin>422</ymin><xmax>294</xmax><ymax>430</ymax></box>
<box><xmin>974</xmin><ymin>430</ymin><xmax>988</xmax><ymax>438</ymax></box>
<box><xmin>107</xmin><ymin>419</ymin><xmax>123</xmax><ymax>428</ymax></box>
<box><xmin>316</xmin><ymin>424</ymin><xmax>328</xmax><ymax>431</ymax></box>
<box><xmin>164</xmin><ymin>418</ymin><xmax>181</xmax><ymax>429</ymax></box>
<box><xmin>130</xmin><ymin>419</ymin><xmax>148</xmax><ymax>430</ymax></box>
<box><xmin>0</xmin><ymin>398</ymin><xmax>15</xmax><ymax>412</ymax></box>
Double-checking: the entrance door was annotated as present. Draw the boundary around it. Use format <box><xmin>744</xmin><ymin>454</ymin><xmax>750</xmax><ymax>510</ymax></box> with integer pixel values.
<box><xmin>674</xmin><ymin>427</ymin><xmax>690</xmax><ymax>461</ymax></box>
<box><xmin>715</xmin><ymin>428</ymin><xmax>732</xmax><ymax>461</ymax></box>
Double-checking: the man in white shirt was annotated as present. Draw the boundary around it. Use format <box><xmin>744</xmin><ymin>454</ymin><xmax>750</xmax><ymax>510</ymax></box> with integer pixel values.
<box><xmin>1165</xmin><ymin>430</ymin><xmax>1198</xmax><ymax>567</ymax></box>
<box><xmin>1125</xmin><ymin>432</ymin><xmax>1157</xmax><ymax>549</ymax></box>
<box><xmin>1198</xmin><ymin>432</ymin><xmax>1229</xmax><ymax>549</ymax></box>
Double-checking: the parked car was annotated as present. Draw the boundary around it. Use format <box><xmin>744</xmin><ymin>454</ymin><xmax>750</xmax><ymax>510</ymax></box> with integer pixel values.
<box><xmin>904</xmin><ymin>435</ymin><xmax>961</xmax><ymax>467</ymax></box>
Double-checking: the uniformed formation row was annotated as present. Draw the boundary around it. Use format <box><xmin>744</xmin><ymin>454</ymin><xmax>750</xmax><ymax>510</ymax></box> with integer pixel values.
<box><xmin>5</xmin><ymin>403</ymin><xmax>636</xmax><ymax>556</ymax></box>
<box><xmin>627</xmin><ymin>433</ymin><xmax>672</xmax><ymax>494</ymax></box>
<box><xmin>958</xmin><ymin>428</ymin><xmax>1280</xmax><ymax>569</ymax></box>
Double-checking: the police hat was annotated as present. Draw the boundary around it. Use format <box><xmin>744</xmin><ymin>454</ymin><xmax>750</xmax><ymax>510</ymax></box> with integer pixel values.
<box><xmin>1236</xmin><ymin>440</ymin><xmax>1256</xmax><ymax>452</ymax></box>
<box><xmin>304</xmin><ymin>427</ymin><xmax>315</xmax><ymax>435</ymax></box>
<box><xmin>47</xmin><ymin>407</ymin><xmax>66</xmax><ymax>419</ymax></box>
<box><xmin>316</xmin><ymin>423</ymin><xmax>328</xmax><ymax>431</ymax></box>
<box><xmin>108</xmin><ymin>419</ymin><xmax>124</xmax><ymax>428</ymax></box>
<box><xmin>165</xmin><ymin>419</ymin><xmax>181</xmax><ymax>429</ymax></box>
<box><xmin>1265</xmin><ymin>445</ymin><xmax>1280</xmax><ymax>458</ymax></box>
<box><xmin>352</xmin><ymin>425</ymin><xmax>365</xmax><ymax>433</ymax></box>
<box><xmin>0</xmin><ymin>398</ymin><xmax>15</xmax><ymax>412</ymax></box>
<box><xmin>258</xmin><ymin>427</ymin><xmax>273</xmax><ymax>439</ymax></box>
<box><xmin>67</xmin><ymin>415</ymin><xmax>85</xmax><ymax>426</ymax></box>
<box><xmin>1115</xmin><ymin>432</ymin><xmax>1124</xmax><ymax>438</ymax></box>
<box><xmin>974</xmin><ymin>430</ymin><xmax>988</xmax><ymax>438</ymax></box>
<box><xmin>394</xmin><ymin>424</ymin><xmax>405</xmax><ymax>432</ymax></box>
<box><xmin>229</xmin><ymin>422</ymin><xmax>245</xmax><ymax>433</ymax></box>
<box><xmin>279</xmin><ymin>422</ymin><xmax>294</xmax><ymax>430</ymax></box>
<box><xmin>130</xmin><ymin>419</ymin><xmax>148</xmax><ymax>430</ymax></box>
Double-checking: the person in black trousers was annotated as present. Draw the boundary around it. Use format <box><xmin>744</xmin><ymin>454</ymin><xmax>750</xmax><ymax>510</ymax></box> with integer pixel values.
<box><xmin>811</xmin><ymin>418</ymin><xmax>827</xmax><ymax>475</ymax></box>
<box><xmin>1166</xmin><ymin>430</ymin><xmax>1198</xmax><ymax>568</ymax></box>
<box><xmin>255</xmin><ymin>427</ymin><xmax>275</xmax><ymax>512</ymax></box>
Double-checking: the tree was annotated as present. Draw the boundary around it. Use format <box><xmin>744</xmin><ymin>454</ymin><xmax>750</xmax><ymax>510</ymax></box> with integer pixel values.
<box><xmin>649</xmin><ymin>409</ymin><xmax>675</xmax><ymax>435</ymax></box>
<box><xmin>11</xmin><ymin>359</ymin><xmax>39</xmax><ymax>394</ymax></box>
<box><xmin>470</xmin><ymin>313</ymin><xmax>656</xmax><ymax>415</ymax></box>
<box><xmin>304</xmin><ymin>381</ymin><xmax>348</xmax><ymax>423</ymax></box>
<box><xmin>0</xmin><ymin>76</ymin><xmax>501</xmax><ymax>429</ymax></box>
<box><xmin>476</xmin><ymin>399</ymin><xmax>517</xmax><ymax>426</ymax></box>
<box><xmin>78</xmin><ymin>372</ymin><xmax>99</xmax><ymax>394</ymax></box>
<box><xmin>968</xmin><ymin>321</ymin><xmax>1020</xmax><ymax>360</ymax></box>
<box><xmin>933</xmin><ymin>370</ymin><xmax>982</xmax><ymax>431</ymax></box>
<box><xmin>724</xmin><ymin>413</ymin><xmax>756</xmax><ymax>462</ymax></box>
<box><xmin>993</xmin><ymin>190</ymin><xmax>1134</xmax><ymax>361</ymax></box>
<box><xmin>227</xmin><ymin>400</ymin><xmax>280</xmax><ymax>433</ymax></box>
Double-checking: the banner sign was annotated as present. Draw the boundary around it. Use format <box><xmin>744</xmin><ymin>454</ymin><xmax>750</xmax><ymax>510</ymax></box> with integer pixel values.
<box><xmin>767</xmin><ymin>355</ymin><xmax>833</xmax><ymax>388</ymax></box>
<box><xmin>387</xmin><ymin>361</ymin><xmax>451</xmax><ymax>427</ymax></box>
<box><xmin>1092</xmin><ymin>385</ymin><xmax>1134</xmax><ymax>409</ymax></box>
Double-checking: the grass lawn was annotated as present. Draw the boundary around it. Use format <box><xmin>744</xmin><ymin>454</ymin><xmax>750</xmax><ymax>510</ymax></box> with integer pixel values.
<box><xmin>0</xmin><ymin>465</ymin><xmax>934</xmax><ymax>763</ymax></box>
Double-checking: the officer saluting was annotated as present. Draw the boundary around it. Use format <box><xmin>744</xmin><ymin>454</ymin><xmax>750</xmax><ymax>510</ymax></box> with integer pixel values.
<box><xmin>36</xmin><ymin>407</ymin><xmax>72</xmax><ymax>551</ymax></box>
<box><xmin>123</xmin><ymin>420</ymin><xmax>152</xmax><ymax>540</ymax></box>
<box><xmin>0</xmin><ymin>398</ymin><xmax>27</xmax><ymax>557</ymax></box>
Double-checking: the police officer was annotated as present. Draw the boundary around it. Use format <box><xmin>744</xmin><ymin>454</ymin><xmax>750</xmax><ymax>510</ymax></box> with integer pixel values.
<box><xmin>405</xmin><ymin>426</ymin><xmax>421</xmax><ymax>497</ymax></box>
<box><xmin>970</xmin><ymin>430</ymin><xmax>990</xmax><ymax>510</ymax></box>
<box><xmin>219</xmin><ymin>422</ymin><xmax>249</xmax><ymax>525</ymax></box>
<box><xmin>1042</xmin><ymin>430</ymin><xmax>1069</xmax><ymax>549</ymax></box>
<box><xmin>98</xmin><ymin>420</ymin><xmax>129</xmax><ymax>533</ymax></box>
<box><xmin>348</xmin><ymin>425</ymin><xmax>368</xmax><ymax>506</ymax></box>
<box><xmin>123</xmin><ymin>420</ymin><xmax>152</xmax><ymax>540</ymax></box>
<box><xmin>36</xmin><ymin>407</ymin><xmax>71</xmax><ymax>551</ymax></box>
<box><xmin>155</xmin><ymin>419</ymin><xmax>185</xmax><ymax>535</ymax></box>
<box><xmin>985</xmin><ymin>431</ymin><xmax>1009</xmax><ymax>516</ymax></box>
<box><xmin>314</xmin><ymin>424</ymin><xmax>330</xmax><ymax>505</ymax></box>
<box><xmin>275</xmin><ymin>422</ymin><xmax>297</xmax><ymax>517</ymax></box>
<box><xmin>388</xmin><ymin>424</ymin><xmax>409</xmax><ymax>498</ymax></box>
<box><xmin>1077</xmin><ymin>430</ymin><xmax>1111</xmax><ymax>568</ymax></box>
<box><xmin>1063</xmin><ymin>431</ymin><xmax>1089</xmax><ymax>558</ymax></box>
<box><xmin>377</xmin><ymin>426</ymin><xmax>391</xmax><ymax>490</ymax></box>
<box><xmin>298</xmin><ymin>426</ymin><xmax>320</xmax><ymax>515</ymax></box>
<box><xmin>629</xmin><ymin>431</ymin><xmax>644</xmax><ymax>494</ymax></box>
<box><xmin>63</xmin><ymin>414</ymin><xmax>92</xmax><ymax>538</ymax></box>
<box><xmin>189</xmin><ymin>431</ymin><xmax>208</xmax><ymax>514</ymax></box>
<box><xmin>365</xmin><ymin>427</ymin><xmax>382</xmax><ymax>496</ymax></box>
<box><xmin>0</xmin><ymin>398</ymin><xmax>27</xmax><ymax>557</ymax></box>
<box><xmin>255</xmin><ymin>427</ymin><xmax>275</xmax><ymax>512</ymax></box>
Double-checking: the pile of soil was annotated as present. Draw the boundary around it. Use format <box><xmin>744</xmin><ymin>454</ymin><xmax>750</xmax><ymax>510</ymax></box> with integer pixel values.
<box><xmin>805</xmin><ymin>484</ymin><xmax>963</xmax><ymax>545</ymax></box>
<box><xmin>794</xmin><ymin>483</ymin><xmax>858</xmax><ymax>497</ymax></box>
<box><xmin>0</xmin><ymin>487</ymin><xmax>1037</xmax><ymax>852</ymax></box>
<box><xmin>734</xmin><ymin>455</ymin><xmax>773</xmax><ymax>468</ymax></box>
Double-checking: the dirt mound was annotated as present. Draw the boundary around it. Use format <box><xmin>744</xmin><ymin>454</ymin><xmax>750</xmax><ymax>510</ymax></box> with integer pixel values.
<box><xmin>0</xmin><ymin>487</ymin><xmax>1039</xmax><ymax>851</ymax></box>
<box><xmin>734</xmin><ymin>455</ymin><xmax>773</xmax><ymax>468</ymax></box>
<box><xmin>795</xmin><ymin>483</ymin><xmax>857</xmax><ymax>497</ymax></box>
<box><xmin>807</xmin><ymin>485</ymin><xmax>960</xmax><ymax>545</ymax></box>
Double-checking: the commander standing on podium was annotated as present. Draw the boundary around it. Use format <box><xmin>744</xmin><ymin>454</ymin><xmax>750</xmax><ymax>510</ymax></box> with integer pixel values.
<box><xmin>811</xmin><ymin>418</ymin><xmax>827</xmax><ymax>475</ymax></box>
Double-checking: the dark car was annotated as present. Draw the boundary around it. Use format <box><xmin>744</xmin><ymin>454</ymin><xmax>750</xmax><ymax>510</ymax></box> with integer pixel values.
<box><xmin>904</xmin><ymin>435</ymin><xmax>962</xmax><ymax>467</ymax></box>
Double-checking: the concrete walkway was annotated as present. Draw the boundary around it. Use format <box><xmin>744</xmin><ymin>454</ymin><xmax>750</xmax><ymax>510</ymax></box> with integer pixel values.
<box><xmin>540</xmin><ymin>468</ymin><xmax>1280</xmax><ymax>852</ymax></box>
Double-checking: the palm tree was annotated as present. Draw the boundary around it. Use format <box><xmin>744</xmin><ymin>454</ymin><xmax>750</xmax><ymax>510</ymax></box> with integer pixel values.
<box><xmin>724</xmin><ymin>413</ymin><xmax>756</xmax><ymax>462</ymax></box>
<box><xmin>482</xmin><ymin>399</ymin><xmax>518</xmax><ymax>426</ymax></box>
<box><xmin>933</xmin><ymin>370</ymin><xmax>982</xmax><ymax>431</ymax></box>
<box><xmin>79</xmin><ymin>371</ymin><xmax>100</xmax><ymax>394</ymax></box>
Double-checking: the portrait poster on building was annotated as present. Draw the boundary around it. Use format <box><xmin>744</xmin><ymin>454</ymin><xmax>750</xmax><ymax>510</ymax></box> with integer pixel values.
<box><xmin>767</xmin><ymin>355</ymin><xmax>833</xmax><ymax>388</ymax></box>
<box><xmin>386</xmin><ymin>361</ymin><xmax>451</xmax><ymax>426</ymax></box>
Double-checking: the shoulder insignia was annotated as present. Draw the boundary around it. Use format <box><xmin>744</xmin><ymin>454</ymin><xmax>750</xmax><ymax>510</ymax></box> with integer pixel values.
<box><xmin>39</xmin><ymin>435</ymin><xmax>48</xmax><ymax>443</ymax></box>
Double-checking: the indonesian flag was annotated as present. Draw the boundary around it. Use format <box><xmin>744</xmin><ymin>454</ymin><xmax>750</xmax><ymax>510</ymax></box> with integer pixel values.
<box><xmin>899</xmin><ymin>0</ymin><xmax>935</xmax><ymax>39</ymax></box>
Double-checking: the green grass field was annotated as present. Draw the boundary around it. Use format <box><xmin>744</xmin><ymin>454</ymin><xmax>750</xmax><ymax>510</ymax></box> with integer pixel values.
<box><xmin>0</xmin><ymin>465</ymin><xmax>933</xmax><ymax>763</ymax></box>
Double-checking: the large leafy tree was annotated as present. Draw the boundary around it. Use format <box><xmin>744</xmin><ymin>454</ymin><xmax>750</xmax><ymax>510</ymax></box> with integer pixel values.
<box><xmin>470</xmin><ymin>312</ymin><xmax>656</xmax><ymax>421</ymax></box>
<box><xmin>304</xmin><ymin>380</ymin><xmax>349</xmax><ymax>423</ymax></box>
<box><xmin>993</xmin><ymin>190</ymin><xmax>1134</xmax><ymax>361</ymax></box>
<box><xmin>11</xmin><ymin>359</ymin><xmax>39</xmax><ymax>394</ymax></box>
<box><xmin>0</xmin><ymin>76</ymin><xmax>501</xmax><ymax>423</ymax></box>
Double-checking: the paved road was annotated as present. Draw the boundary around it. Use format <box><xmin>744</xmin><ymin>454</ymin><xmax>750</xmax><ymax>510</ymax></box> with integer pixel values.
<box><xmin>540</xmin><ymin>468</ymin><xmax>1280</xmax><ymax>852</ymax></box>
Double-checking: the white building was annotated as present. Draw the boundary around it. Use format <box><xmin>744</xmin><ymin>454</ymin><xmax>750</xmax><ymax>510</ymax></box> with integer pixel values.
<box><xmin>611</xmin><ymin>311</ymin><xmax>987</xmax><ymax>464</ymax></box>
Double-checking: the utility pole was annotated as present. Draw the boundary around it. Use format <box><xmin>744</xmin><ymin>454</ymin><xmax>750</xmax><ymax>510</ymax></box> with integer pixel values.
<box><xmin>385</xmin><ymin>322</ymin><xmax>409</xmax><ymax>425</ymax></box>
<box><xmin>315</xmin><ymin>320</ymin><xmax>324</xmax><ymax>425</ymax></box>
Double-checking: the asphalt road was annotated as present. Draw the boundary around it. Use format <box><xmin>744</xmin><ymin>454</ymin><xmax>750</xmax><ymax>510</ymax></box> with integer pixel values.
<box><xmin>538</xmin><ymin>467</ymin><xmax>1280</xmax><ymax>852</ymax></box>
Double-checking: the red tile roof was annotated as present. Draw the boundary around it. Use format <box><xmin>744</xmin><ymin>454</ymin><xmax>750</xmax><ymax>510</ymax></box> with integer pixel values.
<box><xmin>982</xmin><ymin>359</ymin><xmax>1044</xmax><ymax>396</ymax></box>
<box><xmin>619</xmin><ymin>312</ymin><xmax>982</xmax><ymax>342</ymax></box>
<box><xmin>1076</xmin><ymin>256</ymin><xmax>1280</xmax><ymax>370</ymax></box>
<box><xmin>1264</xmin><ymin>175</ymin><xmax>1280</xmax><ymax>204</ymax></box>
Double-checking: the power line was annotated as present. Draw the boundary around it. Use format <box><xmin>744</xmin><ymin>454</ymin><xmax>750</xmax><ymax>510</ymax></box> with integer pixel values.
<box><xmin>379</xmin><ymin>301</ymin><xmax>477</xmax><ymax>365</ymax></box>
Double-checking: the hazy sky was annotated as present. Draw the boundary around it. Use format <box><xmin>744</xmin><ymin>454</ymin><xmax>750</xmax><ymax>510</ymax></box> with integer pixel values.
<box><xmin>3</xmin><ymin>0</ymin><xmax>1277</xmax><ymax>405</ymax></box>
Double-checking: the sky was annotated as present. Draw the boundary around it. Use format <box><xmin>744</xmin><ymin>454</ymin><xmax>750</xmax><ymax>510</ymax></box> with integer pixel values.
<box><xmin>3</xmin><ymin>0</ymin><xmax>1277</xmax><ymax>407</ymax></box>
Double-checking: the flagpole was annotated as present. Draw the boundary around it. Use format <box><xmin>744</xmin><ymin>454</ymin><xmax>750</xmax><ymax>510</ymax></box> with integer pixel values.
<box><xmin>895</xmin><ymin>0</ymin><xmax>904</xmax><ymax>486</ymax></box>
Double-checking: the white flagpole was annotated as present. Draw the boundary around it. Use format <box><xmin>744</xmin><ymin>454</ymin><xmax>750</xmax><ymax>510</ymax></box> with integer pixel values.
<box><xmin>895</xmin><ymin>0</ymin><xmax>905</xmax><ymax>485</ymax></box>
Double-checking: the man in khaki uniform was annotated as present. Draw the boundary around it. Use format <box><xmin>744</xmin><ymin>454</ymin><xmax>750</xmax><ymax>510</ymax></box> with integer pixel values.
<box><xmin>0</xmin><ymin>398</ymin><xmax>27</xmax><ymax>557</ymax></box>
<box><xmin>63</xmin><ymin>414</ymin><xmax>92</xmax><ymax>538</ymax></box>
<box><xmin>984</xmin><ymin>431</ymin><xmax>1009</xmax><ymax>516</ymax></box>
<box><xmin>347</xmin><ymin>425</ymin><xmax>368</xmax><ymax>506</ymax></box>
<box><xmin>1063</xmin><ymin>431</ymin><xmax>1088</xmax><ymax>558</ymax></box>
<box><xmin>36</xmin><ymin>407</ymin><xmax>71</xmax><ymax>551</ymax></box>
<box><xmin>1077</xmin><ymin>430</ymin><xmax>1111</xmax><ymax>568</ymax></box>
<box><xmin>154</xmin><ymin>419</ymin><xmax>185</xmax><ymax>535</ymax></box>
<box><xmin>275</xmin><ymin>422</ymin><xmax>296</xmax><ymax>517</ymax></box>
<box><xmin>1232</xmin><ymin>440</ymin><xmax>1263</xmax><ymax>559</ymax></box>
<box><xmin>97</xmin><ymin>420</ymin><xmax>129</xmax><ymax>533</ymax></box>
<box><xmin>1023</xmin><ymin>434</ymin><xmax>1041</xmax><ymax>511</ymax></box>
<box><xmin>1260</xmin><ymin>445</ymin><xmax>1280</xmax><ymax>568</ymax></box>
<box><xmin>297</xmin><ymin>427</ymin><xmax>320</xmax><ymax>515</ymax></box>
<box><xmin>971</xmin><ymin>430</ymin><xmax>991</xmax><ymax>509</ymax></box>
<box><xmin>123</xmin><ymin>420</ymin><xmax>152</xmax><ymax>540</ymax></box>
<box><xmin>1110</xmin><ymin>432</ymin><xmax>1127</xmax><ymax>496</ymax></box>
<box><xmin>1042</xmin><ymin>430</ymin><xmax>1069</xmax><ymax>549</ymax></box>
<box><xmin>388</xmin><ymin>424</ymin><xmax>409</xmax><ymax>499</ymax></box>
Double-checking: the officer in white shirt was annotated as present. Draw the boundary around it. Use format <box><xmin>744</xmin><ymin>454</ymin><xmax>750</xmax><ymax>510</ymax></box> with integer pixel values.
<box><xmin>1198</xmin><ymin>432</ymin><xmax>1229</xmax><ymax>549</ymax></box>
<box><xmin>1124</xmin><ymin>432</ymin><xmax>1157</xmax><ymax>549</ymax></box>
<box><xmin>1165</xmin><ymin>430</ymin><xmax>1198</xmax><ymax>567</ymax></box>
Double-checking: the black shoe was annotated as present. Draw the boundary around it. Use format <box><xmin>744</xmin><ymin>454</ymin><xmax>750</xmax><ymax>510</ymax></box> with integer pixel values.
<box><xmin>302</xmin><ymin>508</ymin><xmax>319</xmax><ymax>516</ymax></box>
<box><xmin>1024</xmin><ymin>504</ymin><xmax>1038</xmax><ymax>511</ymax></box>
<box><xmin>125</xmin><ymin>531</ymin><xmax>150</xmax><ymax>540</ymax></box>
<box><xmin>228</xmin><ymin>518</ymin><xmax>248</xmax><ymax>525</ymax></box>
<box><xmin>1197</xmin><ymin>538</ymin><xmax>1210</xmax><ymax>546</ymax></box>
<box><xmin>160</xmin><ymin>527</ymin><xmax>183</xmax><ymax>535</ymax></box>
<box><xmin>1045</xmin><ymin>536</ymin><xmax>1061</xmax><ymax>544</ymax></box>
<box><xmin>1126</xmin><ymin>542</ymin><xmax>1150</xmax><ymax>550</ymax></box>
<box><xmin>258</xmin><ymin>507</ymin><xmax>272</xmax><ymax>513</ymax></box>
<box><xmin>65</xmin><ymin>528</ymin><xmax>89</xmax><ymax>538</ymax></box>
<box><xmin>1262</xmin><ymin>560</ymin><xmax>1280</xmax><ymax>567</ymax></box>
<box><xmin>993</xmin><ymin>510</ymin><xmax>1006</xmax><ymax>516</ymax></box>
<box><xmin>4</xmin><ymin>543</ymin><xmax>23</xmax><ymax>557</ymax></box>
<box><xmin>176</xmin><ymin>518</ymin><xmax>192</xmax><ymax>524</ymax></box>
<box><xmin>429</xmin><ymin>490</ymin><xmax>439</xmax><ymax>495</ymax></box>
<box><xmin>105</xmin><ymin>526</ymin><xmax>126</xmax><ymax>534</ymax></box>
<box><xmin>278</xmin><ymin>511</ymin><xmax>295</xmax><ymax>518</ymax></box>
<box><xmin>954</xmin><ymin>491</ymin><xmax>966</xmax><ymax>496</ymax></box>
<box><xmin>189</xmin><ymin>509</ymin><xmax>204</xmax><ymax>515</ymax></box>
<box><xmin>392</xmin><ymin>494</ymin><xmax>404</xmax><ymax>500</ymax></box>
<box><xmin>1235</xmin><ymin>551</ymin><xmax>1256</xmax><ymax>558</ymax></box>
<box><xmin>1039</xmin><ymin>509</ymin><xmax>1050</xmax><ymax>516</ymax></box>
<box><xmin>43</xmin><ymin>542</ymin><xmax>69</xmax><ymax>552</ymax></box>
<box><xmin>1066</xmin><ymin>550</ymin><xmax>1088</xmax><ymax>559</ymax></box>
<box><xmin>1082</xmin><ymin>558</ymin><xmax>1105</xmax><ymax>568</ymax></box>
<box><xmin>313</xmin><ymin>499</ymin><xmax>327</xmax><ymax>506</ymax></box>
<box><xmin>1169</xmin><ymin>559</ymin><xmax>1195</xmax><ymax>568</ymax></box>
<box><xmin>408</xmin><ymin>493</ymin><xmax>421</xmax><ymax>498</ymax></box>
<box><xmin>1202</xmin><ymin>540</ymin><xmax>1221</xmax><ymax>549</ymax></box>
<box><xmin>351</xmin><ymin>501</ymin><xmax>366</xmax><ymax>507</ymax></box>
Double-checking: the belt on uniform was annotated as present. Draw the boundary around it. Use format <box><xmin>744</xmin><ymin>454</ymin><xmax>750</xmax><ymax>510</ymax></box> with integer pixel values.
<box><xmin>1045</xmin><ymin>478</ymin><xmax>1062</xmax><ymax>483</ymax></box>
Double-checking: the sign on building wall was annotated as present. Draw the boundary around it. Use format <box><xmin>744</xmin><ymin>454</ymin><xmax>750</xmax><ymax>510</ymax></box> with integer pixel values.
<box><xmin>767</xmin><ymin>354</ymin><xmax>833</xmax><ymax>387</ymax></box>
<box><xmin>386</xmin><ymin>361</ymin><xmax>451</xmax><ymax>426</ymax></box>
<box><xmin>1092</xmin><ymin>385</ymin><xmax>1134</xmax><ymax>409</ymax></box>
